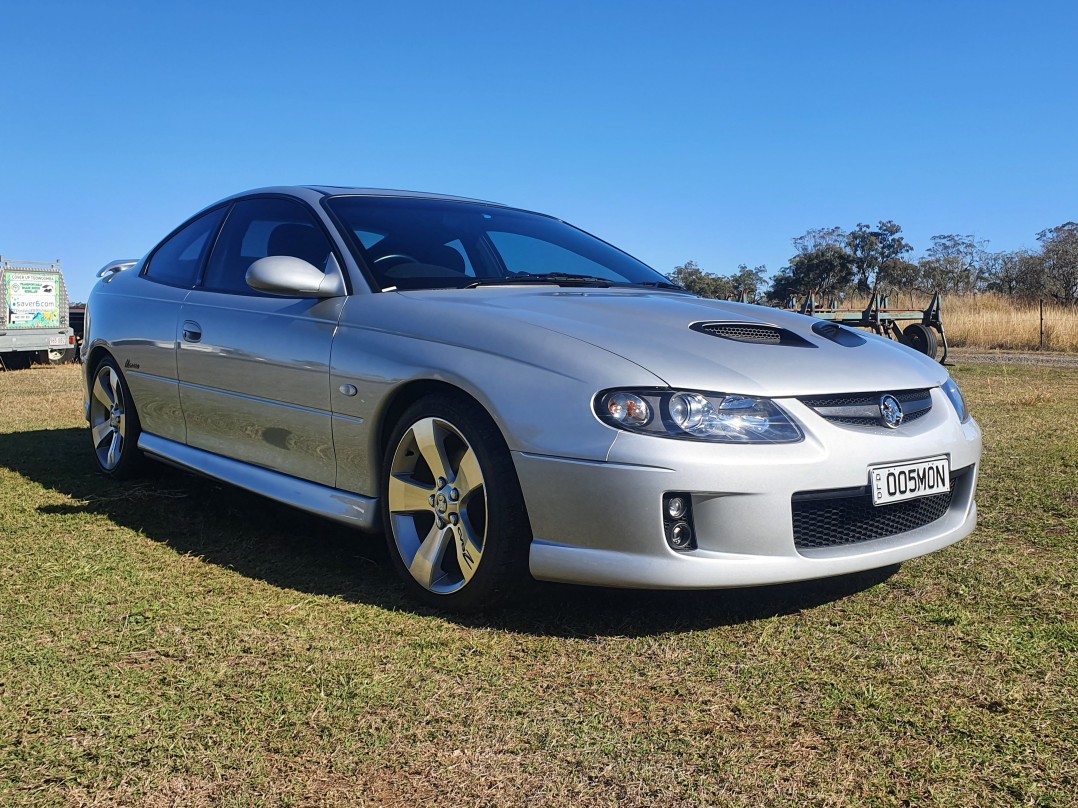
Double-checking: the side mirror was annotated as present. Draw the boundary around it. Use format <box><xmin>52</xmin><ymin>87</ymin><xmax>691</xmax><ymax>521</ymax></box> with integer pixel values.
<box><xmin>246</xmin><ymin>254</ymin><xmax>346</xmax><ymax>298</ymax></box>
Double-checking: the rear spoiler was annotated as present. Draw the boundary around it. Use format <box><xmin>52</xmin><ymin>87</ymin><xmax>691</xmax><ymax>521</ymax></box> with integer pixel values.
<box><xmin>96</xmin><ymin>259</ymin><xmax>139</xmax><ymax>278</ymax></box>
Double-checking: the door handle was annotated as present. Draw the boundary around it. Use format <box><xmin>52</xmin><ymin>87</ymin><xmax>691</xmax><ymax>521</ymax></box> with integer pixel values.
<box><xmin>182</xmin><ymin>320</ymin><xmax>202</xmax><ymax>343</ymax></box>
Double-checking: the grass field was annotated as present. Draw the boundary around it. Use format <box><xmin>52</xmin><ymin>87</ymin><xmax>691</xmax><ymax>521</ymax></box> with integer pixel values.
<box><xmin>943</xmin><ymin>295</ymin><xmax>1078</xmax><ymax>353</ymax></box>
<box><xmin>1</xmin><ymin>364</ymin><xmax>1075</xmax><ymax>807</ymax></box>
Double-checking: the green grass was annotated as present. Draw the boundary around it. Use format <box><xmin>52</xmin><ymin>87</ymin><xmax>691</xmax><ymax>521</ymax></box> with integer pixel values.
<box><xmin>1</xmin><ymin>363</ymin><xmax>1075</xmax><ymax>806</ymax></box>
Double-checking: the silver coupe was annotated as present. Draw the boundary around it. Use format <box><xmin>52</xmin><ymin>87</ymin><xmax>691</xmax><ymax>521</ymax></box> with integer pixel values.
<box><xmin>84</xmin><ymin>187</ymin><xmax>982</xmax><ymax>610</ymax></box>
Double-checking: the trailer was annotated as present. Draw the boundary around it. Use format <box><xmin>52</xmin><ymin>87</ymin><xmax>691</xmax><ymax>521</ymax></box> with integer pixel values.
<box><xmin>0</xmin><ymin>257</ymin><xmax>77</xmax><ymax>369</ymax></box>
<box><xmin>780</xmin><ymin>290</ymin><xmax>949</xmax><ymax>363</ymax></box>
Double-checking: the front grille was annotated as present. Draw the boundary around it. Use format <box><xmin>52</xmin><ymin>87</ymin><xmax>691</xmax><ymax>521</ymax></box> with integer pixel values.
<box><xmin>798</xmin><ymin>388</ymin><xmax>932</xmax><ymax>427</ymax></box>
<box><xmin>791</xmin><ymin>468</ymin><xmax>969</xmax><ymax>551</ymax></box>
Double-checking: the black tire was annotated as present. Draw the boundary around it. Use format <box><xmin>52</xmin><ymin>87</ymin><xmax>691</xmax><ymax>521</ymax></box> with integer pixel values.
<box><xmin>381</xmin><ymin>392</ymin><xmax>532</xmax><ymax>612</ymax></box>
<box><xmin>88</xmin><ymin>355</ymin><xmax>145</xmax><ymax>479</ymax></box>
<box><xmin>902</xmin><ymin>323</ymin><xmax>939</xmax><ymax>359</ymax></box>
<box><xmin>45</xmin><ymin>348</ymin><xmax>76</xmax><ymax>365</ymax></box>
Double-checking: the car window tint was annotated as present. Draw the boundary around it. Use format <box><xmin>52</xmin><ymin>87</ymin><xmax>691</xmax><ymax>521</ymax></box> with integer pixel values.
<box><xmin>143</xmin><ymin>207</ymin><xmax>227</xmax><ymax>288</ymax></box>
<box><xmin>203</xmin><ymin>198</ymin><xmax>333</xmax><ymax>294</ymax></box>
<box><xmin>326</xmin><ymin>196</ymin><xmax>669</xmax><ymax>291</ymax></box>
<box><xmin>487</xmin><ymin>231</ymin><xmax>624</xmax><ymax>281</ymax></box>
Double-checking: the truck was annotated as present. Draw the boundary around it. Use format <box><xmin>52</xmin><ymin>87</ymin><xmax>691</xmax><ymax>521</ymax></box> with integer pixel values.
<box><xmin>0</xmin><ymin>256</ymin><xmax>77</xmax><ymax>369</ymax></box>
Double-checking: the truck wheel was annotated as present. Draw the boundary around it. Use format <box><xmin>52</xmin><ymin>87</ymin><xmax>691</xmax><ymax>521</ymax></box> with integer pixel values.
<box><xmin>381</xmin><ymin>392</ymin><xmax>532</xmax><ymax>612</ymax></box>
<box><xmin>902</xmin><ymin>323</ymin><xmax>939</xmax><ymax>359</ymax></box>
<box><xmin>89</xmin><ymin>356</ymin><xmax>144</xmax><ymax>478</ymax></box>
<box><xmin>46</xmin><ymin>348</ymin><xmax>76</xmax><ymax>365</ymax></box>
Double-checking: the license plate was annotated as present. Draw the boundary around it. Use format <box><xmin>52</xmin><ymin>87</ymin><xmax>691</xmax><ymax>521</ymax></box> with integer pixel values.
<box><xmin>869</xmin><ymin>456</ymin><xmax>949</xmax><ymax>506</ymax></box>
<box><xmin>48</xmin><ymin>336</ymin><xmax>67</xmax><ymax>346</ymax></box>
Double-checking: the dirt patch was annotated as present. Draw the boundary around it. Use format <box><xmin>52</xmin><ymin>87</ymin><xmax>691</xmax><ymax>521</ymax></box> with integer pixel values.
<box><xmin>946</xmin><ymin>349</ymin><xmax>1078</xmax><ymax>368</ymax></box>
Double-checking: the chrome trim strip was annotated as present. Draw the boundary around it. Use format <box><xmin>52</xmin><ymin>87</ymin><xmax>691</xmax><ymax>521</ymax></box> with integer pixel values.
<box><xmin>516</xmin><ymin>451</ymin><xmax>674</xmax><ymax>472</ymax></box>
<box><xmin>137</xmin><ymin>433</ymin><xmax>379</xmax><ymax>531</ymax></box>
<box><xmin>812</xmin><ymin>397</ymin><xmax>932</xmax><ymax>420</ymax></box>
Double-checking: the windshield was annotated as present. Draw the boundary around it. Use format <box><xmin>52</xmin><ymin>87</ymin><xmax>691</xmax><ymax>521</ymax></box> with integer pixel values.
<box><xmin>325</xmin><ymin>196</ymin><xmax>678</xmax><ymax>291</ymax></box>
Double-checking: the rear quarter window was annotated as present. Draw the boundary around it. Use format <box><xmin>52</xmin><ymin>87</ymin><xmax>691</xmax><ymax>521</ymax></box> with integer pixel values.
<box><xmin>143</xmin><ymin>207</ymin><xmax>227</xmax><ymax>288</ymax></box>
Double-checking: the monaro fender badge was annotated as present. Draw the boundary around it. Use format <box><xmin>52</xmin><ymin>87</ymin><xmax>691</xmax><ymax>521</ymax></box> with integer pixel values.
<box><xmin>879</xmin><ymin>394</ymin><xmax>903</xmax><ymax>428</ymax></box>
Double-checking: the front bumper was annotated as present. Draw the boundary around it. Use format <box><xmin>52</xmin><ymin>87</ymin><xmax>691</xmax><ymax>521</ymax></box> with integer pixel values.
<box><xmin>516</xmin><ymin>390</ymin><xmax>982</xmax><ymax>589</ymax></box>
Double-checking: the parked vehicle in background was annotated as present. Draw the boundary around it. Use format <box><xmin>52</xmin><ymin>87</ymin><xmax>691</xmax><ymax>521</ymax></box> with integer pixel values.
<box><xmin>0</xmin><ymin>257</ymin><xmax>77</xmax><ymax>368</ymax></box>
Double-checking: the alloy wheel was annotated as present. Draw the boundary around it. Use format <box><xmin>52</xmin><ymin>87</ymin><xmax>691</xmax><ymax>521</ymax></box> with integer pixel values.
<box><xmin>89</xmin><ymin>364</ymin><xmax>127</xmax><ymax>471</ymax></box>
<box><xmin>387</xmin><ymin>416</ymin><xmax>487</xmax><ymax>594</ymax></box>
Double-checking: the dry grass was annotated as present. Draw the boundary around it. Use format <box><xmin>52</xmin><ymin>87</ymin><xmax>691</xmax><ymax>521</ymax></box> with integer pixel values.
<box><xmin>825</xmin><ymin>294</ymin><xmax>1078</xmax><ymax>353</ymax></box>
<box><xmin>1</xmin><ymin>363</ymin><xmax>1076</xmax><ymax>806</ymax></box>
<box><xmin>942</xmin><ymin>294</ymin><xmax>1078</xmax><ymax>352</ymax></box>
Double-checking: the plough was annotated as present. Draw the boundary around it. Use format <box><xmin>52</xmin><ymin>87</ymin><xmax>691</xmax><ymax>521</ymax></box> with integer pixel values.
<box><xmin>733</xmin><ymin>289</ymin><xmax>950</xmax><ymax>364</ymax></box>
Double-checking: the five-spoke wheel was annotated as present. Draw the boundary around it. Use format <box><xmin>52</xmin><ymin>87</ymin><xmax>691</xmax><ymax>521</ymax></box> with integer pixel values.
<box><xmin>382</xmin><ymin>393</ymin><xmax>531</xmax><ymax>611</ymax></box>
<box><xmin>88</xmin><ymin>357</ymin><xmax>142</xmax><ymax>478</ymax></box>
<box><xmin>388</xmin><ymin>416</ymin><xmax>487</xmax><ymax>594</ymax></box>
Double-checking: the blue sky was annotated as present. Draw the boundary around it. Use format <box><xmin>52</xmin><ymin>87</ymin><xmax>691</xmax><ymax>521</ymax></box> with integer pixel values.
<box><xmin>2</xmin><ymin>0</ymin><xmax>1076</xmax><ymax>301</ymax></box>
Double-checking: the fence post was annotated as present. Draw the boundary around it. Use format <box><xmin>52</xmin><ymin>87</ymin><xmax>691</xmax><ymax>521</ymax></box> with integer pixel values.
<box><xmin>1034</xmin><ymin>297</ymin><xmax>1043</xmax><ymax>349</ymax></box>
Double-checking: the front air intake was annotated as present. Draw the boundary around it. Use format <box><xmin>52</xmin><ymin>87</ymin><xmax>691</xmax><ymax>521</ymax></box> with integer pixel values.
<box><xmin>691</xmin><ymin>321</ymin><xmax>813</xmax><ymax>347</ymax></box>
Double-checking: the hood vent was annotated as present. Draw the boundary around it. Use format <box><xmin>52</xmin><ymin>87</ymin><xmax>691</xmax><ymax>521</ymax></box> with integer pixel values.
<box><xmin>691</xmin><ymin>321</ymin><xmax>814</xmax><ymax>348</ymax></box>
<box><xmin>811</xmin><ymin>320</ymin><xmax>867</xmax><ymax>347</ymax></box>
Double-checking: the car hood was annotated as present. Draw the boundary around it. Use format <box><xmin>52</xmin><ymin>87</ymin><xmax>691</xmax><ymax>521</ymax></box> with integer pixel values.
<box><xmin>396</xmin><ymin>287</ymin><xmax>949</xmax><ymax>397</ymax></box>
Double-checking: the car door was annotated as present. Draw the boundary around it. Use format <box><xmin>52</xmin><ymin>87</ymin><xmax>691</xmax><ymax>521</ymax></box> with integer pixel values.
<box><xmin>176</xmin><ymin>196</ymin><xmax>346</xmax><ymax>486</ymax></box>
<box><xmin>113</xmin><ymin>206</ymin><xmax>228</xmax><ymax>444</ymax></box>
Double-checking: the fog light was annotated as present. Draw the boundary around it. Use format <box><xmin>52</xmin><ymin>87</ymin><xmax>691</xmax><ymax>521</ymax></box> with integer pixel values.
<box><xmin>669</xmin><ymin>522</ymin><xmax>693</xmax><ymax>549</ymax></box>
<box><xmin>662</xmin><ymin>492</ymin><xmax>696</xmax><ymax>552</ymax></box>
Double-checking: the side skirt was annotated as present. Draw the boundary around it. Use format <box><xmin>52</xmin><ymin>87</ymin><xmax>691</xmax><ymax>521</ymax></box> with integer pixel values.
<box><xmin>138</xmin><ymin>433</ymin><xmax>381</xmax><ymax>532</ymax></box>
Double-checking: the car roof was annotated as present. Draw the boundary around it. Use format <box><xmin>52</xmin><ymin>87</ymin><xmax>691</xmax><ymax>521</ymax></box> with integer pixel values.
<box><xmin>218</xmin><ymin>185</ymin><xmax>506</xmax><ymax>207</ymax></box>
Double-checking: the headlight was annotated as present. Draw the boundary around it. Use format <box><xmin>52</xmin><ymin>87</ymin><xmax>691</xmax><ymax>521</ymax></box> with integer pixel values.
<box><xmin>596</xmin><ymin>389</ymin><xmax>802</xmax><ymax>443</ymax></box>
<box><xmin>942</xmin><ymin>378</ymin><xmax>970</xmax><ymax>423</ymax></box>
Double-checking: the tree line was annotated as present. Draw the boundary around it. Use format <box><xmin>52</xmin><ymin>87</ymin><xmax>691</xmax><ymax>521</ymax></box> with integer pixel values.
<box><xmin>668</xmin><ymin>221</ymin><xmax>1078</xmax><ymax>306</ymax></box>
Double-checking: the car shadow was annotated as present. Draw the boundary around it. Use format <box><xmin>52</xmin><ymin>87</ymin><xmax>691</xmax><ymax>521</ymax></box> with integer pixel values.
<box><xmin>3</xmin><ymin>427</ymin><xmax>898</xmax><ymax>638</ymax></box>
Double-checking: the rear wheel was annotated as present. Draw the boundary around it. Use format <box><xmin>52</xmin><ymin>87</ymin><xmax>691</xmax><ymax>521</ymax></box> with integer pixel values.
<box><xmin>902</xmin><ymin>323</ymin><xmax>939</xmax><ymax>359</ymax></box>
<box><xmin>46</xmin><ymin>347</ymin><xmax>76</xmax><ymax>365</ymax></box>
<box><xmin>382</xmin><ymin>393</ymin><xmax>531</xmax><ymax>611</ymax></box>
<box><xmin>88</xmin><ymin>356</ymin><xmax>144</xmax><ymax>478</ymax></box>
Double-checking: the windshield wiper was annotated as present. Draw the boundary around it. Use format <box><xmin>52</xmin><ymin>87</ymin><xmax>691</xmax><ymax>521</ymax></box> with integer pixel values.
<box><xmin>466</xmin><ymin>272</ymin><xmax>613</xmax><ymax>288</ymax></box>
<box><xmin>627</xmin><ymin>280</ymin><xmax>686</xmax><ymax>291</ymax></box>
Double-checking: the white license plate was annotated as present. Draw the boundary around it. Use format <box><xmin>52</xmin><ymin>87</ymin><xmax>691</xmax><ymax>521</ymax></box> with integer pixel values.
<box><xmin>48</xmin><ymin>336</ymin><xmax>67</xmax><ymax>346</ymax></box>
<box><xmin>869</xmin><ymin>456</ymin><xmax>949</xmax><ymax>506</ymax></box>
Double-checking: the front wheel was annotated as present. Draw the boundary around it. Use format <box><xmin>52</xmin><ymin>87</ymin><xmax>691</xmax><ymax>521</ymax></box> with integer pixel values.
<box><xmin>382</xmin><ymin>393</ymin><xmax>531</xmax><ymax>611</ymax></box>
<box><xmin>88</xmin><ymin>356</ymin><xmax>144</xmax><ymax>478</ymax></box>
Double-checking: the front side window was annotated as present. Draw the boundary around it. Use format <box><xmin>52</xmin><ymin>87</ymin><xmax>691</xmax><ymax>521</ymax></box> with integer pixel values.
<box><xmin>143</xmin><ymin>207</ymin><xmax>227</xmax><ymax>288</ymax></box>
<box><xmin>326</xmin><ymin>196</ymin><xmax>674</xmax><ymax>291</ymax></box>
<box><xmin>202</xmin><ymin>197</ymin><xmax>333</xmax><ymax>294</ymax></box>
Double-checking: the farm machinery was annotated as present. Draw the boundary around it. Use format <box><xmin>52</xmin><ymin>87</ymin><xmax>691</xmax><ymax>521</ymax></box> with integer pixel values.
<box><xmin>774</xmin><ymin>290</ymin><xmax>950</xmax><ymax>363</ymax></box>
